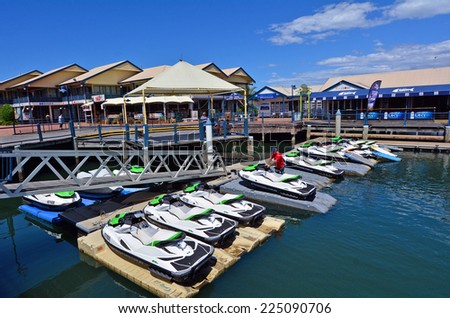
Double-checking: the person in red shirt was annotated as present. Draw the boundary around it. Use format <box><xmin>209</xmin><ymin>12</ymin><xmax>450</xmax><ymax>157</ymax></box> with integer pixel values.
<box><xmin>266</xmin><ymin>147</ymin><xmax>285</xmax><ymax>174</ymax></box>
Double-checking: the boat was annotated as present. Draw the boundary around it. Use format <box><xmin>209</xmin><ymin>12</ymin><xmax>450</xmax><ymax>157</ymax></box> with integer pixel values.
<box><xmin>370</xmin><ymin>144</ymin><xmax>402</xmax><ymax>162</ymax></box>
<box><xmin>77</xmin><ymin>168</ymin><xmax>124</xmax><ymax>199</ymax></box>
<box><xmin>238</xmin><ymin>163</ymin><xmax>317</xmax><ymax>201</ymax></box>
<box><xmin>284</xmin><ymin>151</ymin><xmax>345</xmax><ymax>179</ymax></box>
<box><xmin>22</xmin><ymin>191</ymin><xmax>82</xmax><ymax>211</ymax></box>
<box><xmin>102</xmin><ymin>211</ymin><xmax>214</xmax><ymax>284</ymax></box>
<box><xmin>180</xmin><ymin>182</ymin><xmax>265</xmax><ymax>225</ymax></box>
<box><xmin>144</xmin><ymin>194</ymin><xmax>238</xmax><ymax>246</ymax></box>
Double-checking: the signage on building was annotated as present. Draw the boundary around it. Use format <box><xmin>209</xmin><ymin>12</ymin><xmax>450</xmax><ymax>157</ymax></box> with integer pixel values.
<box><xmin>92</xmin><ymin>94</ymin><xmax>105</xmax><ymax>102</ymax></box>
<box><xmin>383</xmin><ymin>111</ymin><xmax>405</xmax><ymax>120</ymax></box>
<box><xmin>82</xmin><ymin>104</ymin><xmax>92</xmax><ymax>112</ymax></box>
<box><xmin>409</xmin><ymin>111</ymin><xmax>433</xmax><ymax>120</ymax></box>
<box><xmin>256</xmin><ymin>93</ymin><xmax>279</xmax><ymax>99</ymax></box>
<box><xmin>359</xmin><ymin>111</ymin><xmax>379</xmax><ymax>120</ymax></box>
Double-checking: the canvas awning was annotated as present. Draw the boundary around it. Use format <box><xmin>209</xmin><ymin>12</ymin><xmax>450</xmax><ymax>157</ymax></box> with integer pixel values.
<box><xmin>311</xmin><ymin>84</ymin><xmax>450</xmax><ymax>101</ymax></box>
<box><xmin>101</xmin><ymin>95</ymin><xmax>194</xmax><ymax>106</ymax></box>
<box><xmin>125</xmin><ymin>60</ymin><xmax>242</xmax><ymax>96</ymax></box>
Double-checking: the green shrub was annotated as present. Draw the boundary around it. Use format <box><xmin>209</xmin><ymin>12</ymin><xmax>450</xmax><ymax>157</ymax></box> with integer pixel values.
<box><xmin>0</xmin><ymin>104</ymin><xmax>14</xmax><ymax>125</ymax></box>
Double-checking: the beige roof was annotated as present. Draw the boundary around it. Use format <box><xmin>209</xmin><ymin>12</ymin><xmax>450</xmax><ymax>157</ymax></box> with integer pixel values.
<box><xmin>119</xmin><ymin>65</ymin><xmax>170</xmax><ymax>84</ymax></box>
<box><xmin>10</xmin><ymin>64</ymin><xmax>87</xmax><ymax>88</ymax></box>
<box><xmin>223</xmin><ymin>67</ymin><xmax>255</xmax><ymax>84</ymax></box>
<box><xmin>321</xmin><ymin>66</ymin><xmax>450</xmax><ymax>91</ymax></box>
<box><xmin>126</xmin><ymin>60</ymin><xmax>242</xmax><ymax>96</ymax></box>
<box><xmin>60</xmin><ymin>60</ymin><xmax>142</xmax><ymax>85</ymax></box>
<box><xmin>196</xmin><ymin>63</ymin><xmax>228</xmax><ymax>79</ymax></box>
<box><xmin>0</xmin><ymin>70</ymin><xmax>42</xmax><ymax>90</ymax></box>
<box><xmin>267</xmin><ymin>86</ymin><xmax>296</xmax><ymax>96</ymax></box>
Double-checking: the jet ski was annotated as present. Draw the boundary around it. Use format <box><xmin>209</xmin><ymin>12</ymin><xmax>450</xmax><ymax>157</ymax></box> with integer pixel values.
<box><xmin>180</xmin><ymin>182</ymin><xmax>265</xmax><ymax>225</ymax></box>
<box><xmin>238</xmin><ymin>164</ymin><xmax>317</xmax><ymax>201</ymax></box>
<box><xmin>102</xmin><ymin>211</ymin><xmax>214</xmax><ymax>284</ymax></box>
<box><xmin>297</xmin><ymin>145</ymin><xmax>347</xmax><ymax>161</ymax></box>
<box><xmin>77</xmin><ymin>168</ymin><xmax>124</xmax><ymax>199</ymax></box>
<box><xmin>113</xmin><ymin>165</ymin><xmax>145</xmax><ymax>176</ymax></box>
<box><xmin>144</xmin><ymin>194</ymin><xmax>237</xmax><ymax>246</ymax></box>
<box><xmin>370</xmin><ymin>144</ymin><xmax>401</xmax><ymax>162</ymax></box>
<box><xmin>284</xmin><ymin>151</ymin><xmax>345</xmax><ymax>179</ymax></box>
<box><xmin>23</xmin><ymin>191</ymin><xmax>82</xmax><ymax>211</ymax></box>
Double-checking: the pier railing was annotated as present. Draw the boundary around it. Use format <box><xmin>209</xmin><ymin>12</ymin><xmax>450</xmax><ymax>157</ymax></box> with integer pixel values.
<box><xmin>0</xmin><ymin>148</ymin><xmax>227</xmax><ymax>198</ymax></box>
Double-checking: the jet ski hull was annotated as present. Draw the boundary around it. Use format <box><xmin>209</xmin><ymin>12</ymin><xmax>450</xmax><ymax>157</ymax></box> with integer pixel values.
<box><xmin>284</xmin><ymin>157</ymin><xmax>345</xmax><ymax>179</ymax></box>
<box><xmin>144</xmin><ymin>196</ymin><xmax>237</xmax><ymax>246</ymax></box>
<box><xmin>238</xmin><ymin>170</ymin><xmax>316</xmax><ymax>201</ymax></box>
<box><xmin>23</xmin><ymin>192</ymin><xmax>82</xmax><ymax>211</ymax></box>
<box><xmin>102</xmin><ymin>214</ymin><xmax>214</xmax><ymax>284</ymax></box>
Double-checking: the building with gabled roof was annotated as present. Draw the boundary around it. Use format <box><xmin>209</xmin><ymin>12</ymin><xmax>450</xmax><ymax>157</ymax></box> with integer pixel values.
<box><xmin>311</xmin><ymin>66</ymin><xmax>450</xmax><ymax>121</ymax></box>
<box><xmin>6</xmin><ymin>64</ymin><xmax>87</xmax><ymax>122</ymax></box>
<box><xmin>1</xmin><ymin>59</ymin><xmax>256</xmax><ymax>124</ymax></box>
<box><xmin>0</xmin><ymin>70</ymin><xmax>42</xmax><ymax>105</ymax></box>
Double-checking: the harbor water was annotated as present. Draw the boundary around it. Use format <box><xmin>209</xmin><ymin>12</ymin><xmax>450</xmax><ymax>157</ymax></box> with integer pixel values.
<box><xmin>1</xmin><ymin>151</ymin><xmax>449</xmax><ymax>298</ymax></box>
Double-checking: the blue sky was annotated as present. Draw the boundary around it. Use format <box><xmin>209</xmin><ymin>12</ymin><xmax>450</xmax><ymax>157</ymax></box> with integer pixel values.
<box><xmin>1</xmin><ymin>0</ymin><xmax>450</xmax><ymax>89</ymax></box>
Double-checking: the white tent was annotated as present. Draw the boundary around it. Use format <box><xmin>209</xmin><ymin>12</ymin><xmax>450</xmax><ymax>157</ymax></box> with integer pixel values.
<box><xmin>125</xmin><ymin>60</ymin><xmax>245</xmax><ymax>123</ymax></box>
<box><xmin>126</xmin><ymin>60</ymin><xmax>243</xmax><ymax>96</ymax></box>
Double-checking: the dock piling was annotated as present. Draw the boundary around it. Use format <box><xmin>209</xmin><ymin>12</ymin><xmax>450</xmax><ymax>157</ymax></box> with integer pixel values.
<box><xmin>363</xmin><ymin>125</ymin><xmax>369</xmax><ymax>140</ymax></box>
<box><xmin>335</xmin><ymin>109</ymin><xmax>341</xmax><ymax>137</ymax></box>
<box><xmin>14</xmin><ymin>145</ymin><xmax>23</xmax><ymax>182</ymax></box>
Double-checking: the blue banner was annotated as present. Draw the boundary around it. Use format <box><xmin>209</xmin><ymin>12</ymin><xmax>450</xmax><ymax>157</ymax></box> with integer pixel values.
<box><xmin>256</xmin><ymin>93</ymin><xmax>278</xmax><ymax>100</ymax></box>
<box><xmin>383</xmin><ymin>111</ymin><xmax>405</xmax><ymax>120</ymax></box>
<box><xmin>367</xmin><ymin>80</ymin><xmax>382</xmax><ymax>111</ymax></box>
<box><xmin>409</xmin><ymin>111</ymin><xmax>433</xmax><ymax>120</ymax></box>
<box><xmin>367</xmin><ymin>111</ymin><xmax>380</xmax><ymax>120</ymax></box>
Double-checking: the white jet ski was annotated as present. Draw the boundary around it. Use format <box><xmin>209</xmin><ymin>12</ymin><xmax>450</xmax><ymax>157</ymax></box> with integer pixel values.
<box><xmin>102</xmin><ymin>211</ymin><xmax>214</xmax><ymax>284</ymax></box>
<box><xmin>284</xmin><ymin>151</ymin><xmax>345</xmax><ymax>179</ymax></box>
<box><xmin>180</xmin><ymin>182</ymin><xmax>265</xmax><ymax>225</ymax></box>
<box><xmin>238</xmin><ymin>164</ymin><xmax>317</xmax><ymax>201</ymax></box>
<box><xmin>144</xmin><ymin>194</ymin><xmax>237</xmax><ymax>246</ymax></box>
<box><xmin>23</xmin><ymin>191</ymin><xmax>82</xmax><ymax>211</ymax></box>
<box><xmin>77</xmin><ymin>168</ymin><xmax>124</xmax><ymax>199</ymax></box>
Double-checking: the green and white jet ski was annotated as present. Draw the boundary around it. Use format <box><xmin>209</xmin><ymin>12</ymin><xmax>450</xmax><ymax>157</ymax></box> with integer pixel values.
<box><xmin>23</xmin><ymin>191</ymin><xmax>82</xmax><ymax>211</ymax></box>
<box><xmin>102</xmin><ymin>211</ymin><xmax>214</xmax><ymax>284</ymax></box>
<box><xmin>284</xmin><ymin>151</ymin><xmax>344</xmax><ymax>179</ymax></box>
<box><xmin>238</xmin><ymin>164</ymin><xmax>317</xmax><ymax>201</ymax></box>
<box><xmin>180</xmin><ymin>183</ymin><xmax>265</xmax><ymax>225</ymax></box>
<box><xmin>144</xmin><ymin>194</ymin><xmax>237</xmax><ymax>246</ymax></box>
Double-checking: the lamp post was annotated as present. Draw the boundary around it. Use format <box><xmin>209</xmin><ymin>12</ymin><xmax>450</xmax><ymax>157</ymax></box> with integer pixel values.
<box><xmin>291</xmin><ymin>85</ymin><xmax>296</xmax><ymax>113</ymax></box>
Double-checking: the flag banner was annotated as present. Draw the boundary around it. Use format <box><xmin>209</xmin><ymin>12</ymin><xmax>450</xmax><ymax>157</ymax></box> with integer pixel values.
<box><xmin>367</xmin><ymin>80</ymin><xmax>382</xmax><ymax>111</ymax></box>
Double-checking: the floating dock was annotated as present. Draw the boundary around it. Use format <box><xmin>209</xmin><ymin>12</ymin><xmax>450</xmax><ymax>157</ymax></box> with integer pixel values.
<box><xmin>220</xmin><ymin>178</ymin><xmax>336</xmax><ymax>214</ymax></box>
<box><xmin>77</xmin><ymin>209</ymin><xmax>285</xmax><ymax>298</ymax></box>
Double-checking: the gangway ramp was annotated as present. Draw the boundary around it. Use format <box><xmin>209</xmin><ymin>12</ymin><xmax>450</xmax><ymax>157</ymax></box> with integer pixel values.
<box><xmin>0</xmin><ymin>149</ymin><xmax>227</xmax><ymax>198</ymax></box>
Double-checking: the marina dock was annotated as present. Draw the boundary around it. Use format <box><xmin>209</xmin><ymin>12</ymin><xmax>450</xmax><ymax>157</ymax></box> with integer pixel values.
<box><xmin>77</xmin><ymin>205</ymin><xmax>285</xmax><ymax>298</ymax></box>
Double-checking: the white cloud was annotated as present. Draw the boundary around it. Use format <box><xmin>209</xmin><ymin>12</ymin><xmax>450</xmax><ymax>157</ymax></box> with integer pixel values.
<box><xmin>386</xmin><ymin>0</ymin><xmax>450</xmax><ymax>20</ymax></box>
<box><xmin>265</xmin><ymin>40</ymin><xmax>450</xmax><ymax>86</ymax></box>
<box><xmin>318</xmin><ymin>40</ymin><xmax>450</xmax><ymax>70</ymax></box>
<box><xmin>269</xmin><ymin>0</ymin><xmax>450</xmax><ymax>45</ymax></box>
